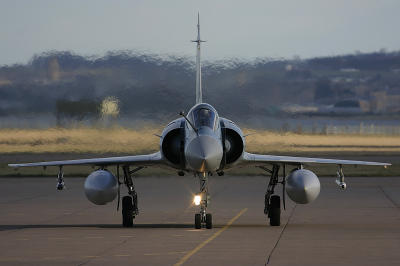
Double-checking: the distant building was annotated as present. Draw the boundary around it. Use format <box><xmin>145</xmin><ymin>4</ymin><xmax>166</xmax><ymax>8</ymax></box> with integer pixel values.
<box><xmin>332</xmin><ymin>100</ymin><xmax>363</xmax><ymax>114</ymax></box>
<box><xmin>340</xmin><ymin>68</ymin><xmax>359</xmax><ymax>73</ymax></box>
<box><xmin>0</xmin><ymin>79</ymin><xmax>11</xmax><ymax>86</ymax></box>
<box><xmin>316</xmin><ymin>100</ymin><xmax>364</xmax><ymax>114</ymax></box>
<box><xmin>281</xmin><ymin>104</ymin><xmax>318</xmax><ymax>114</ymax></box>
<box><xmin>370</xmin><ymin>90</ymin><xmax>400</xmax><ymax>113</ymax></box>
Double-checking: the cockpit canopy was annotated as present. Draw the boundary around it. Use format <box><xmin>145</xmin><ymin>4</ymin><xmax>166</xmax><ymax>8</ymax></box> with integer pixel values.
<box><xmin>188</xmin><ymin>104</ymin><xmax>218</xmax><ymax>130</ymax></box>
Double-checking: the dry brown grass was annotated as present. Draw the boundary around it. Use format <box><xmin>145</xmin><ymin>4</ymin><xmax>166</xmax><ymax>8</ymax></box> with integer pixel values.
<box><xmin>242</xmin><ymin>129</ymin><xmax>400</xmax><ymax>153</ymax></box>
<box><xmin>0</xmin><ymin>127</ymin><xmax>399</xmax><ymax>154</ymax></box>
<box><xmin>0</xmin><ymin>127</ymin><xmax>161</xmax><ymax>153</ymax></box>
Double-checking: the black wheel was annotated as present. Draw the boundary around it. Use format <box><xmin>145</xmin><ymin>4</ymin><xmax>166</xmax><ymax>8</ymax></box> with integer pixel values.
<box><xmin>132</xmin><ymin>192</ymin><xmax>138</xmax><ymax>214</ymax></box>
<box><xmin>194</xmin><ymin>213</ymin><xmax>202</xmax><ymax>229</ymax></box>
<box><xmin>269</xmin><ymin>195</ymin><xmax>281</xmax><ymax>226</ymax></box>
<box><xmin>122</xmin><ymin>196</ymin><xmax>134</xmax><ymax>227</ymax></box>
<box><xmin>205</xmin><ymin>213</ymin><xmax>212</xmax><ymax>229</ymax></box>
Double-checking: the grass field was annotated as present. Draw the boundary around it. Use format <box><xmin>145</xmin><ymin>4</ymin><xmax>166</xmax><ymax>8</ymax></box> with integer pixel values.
<box><xmin>0</xmin><ymin>127</ymin><xmax>161</xmax><ymax>154</ymax></box>
<box><xmin>0</xmin><ymin>127</ymin><xmax>398</xmax><ymax>177</ymax></box>
<box><xmin>0</xmin><ymin>127</ymin><xmax>399</xmax><ymax>154</ymax></box>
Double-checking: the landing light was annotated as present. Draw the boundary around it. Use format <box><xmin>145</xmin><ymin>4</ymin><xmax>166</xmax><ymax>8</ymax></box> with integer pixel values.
<box><xmin>194</xmin><ymin>195</ymin><xmax>201</xmax><ymax>206</ymax></box>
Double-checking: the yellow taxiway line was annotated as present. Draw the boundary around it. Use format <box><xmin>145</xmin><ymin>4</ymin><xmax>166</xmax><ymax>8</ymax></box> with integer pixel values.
<box><xmin>174</xmin><ymin>208</ymin><xmax>248</xmax><ymax>266</ymax></box>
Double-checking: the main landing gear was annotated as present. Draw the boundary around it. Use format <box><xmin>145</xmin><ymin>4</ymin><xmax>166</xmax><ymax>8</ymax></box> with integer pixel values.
<box><xmin>120</xmin><ymin>166</ymin><xmax>142</xmax><ymax>227</ymax></box>
<box><xmin>194</xmin><ymin>172</ymin><xmax>212</xmax><ymax>229</ymax></box>
<box><xmin>259</xmin><ymin>164</ymin><xmax>287</xmax><ymax>226</ymax></box>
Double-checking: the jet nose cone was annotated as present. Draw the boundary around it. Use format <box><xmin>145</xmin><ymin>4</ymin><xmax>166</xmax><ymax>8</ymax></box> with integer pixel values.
<box><xmin>185</xmin><ymin>135</ymin><xmax>223</xmax><ymax>172</ymax></box>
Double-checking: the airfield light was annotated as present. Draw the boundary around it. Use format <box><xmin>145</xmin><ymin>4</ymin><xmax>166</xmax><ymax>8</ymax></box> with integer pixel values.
<box><xmin>194</xmin><ymin>195</ymin><xmax>201</xmax><ymax>206</ymax></box>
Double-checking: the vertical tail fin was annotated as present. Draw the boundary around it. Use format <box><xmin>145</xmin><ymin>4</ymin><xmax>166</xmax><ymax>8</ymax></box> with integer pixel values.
<box><xmin>192</xmin><ymin>13</ymin><xmax>205</xmax><ymax>104</ymax></box>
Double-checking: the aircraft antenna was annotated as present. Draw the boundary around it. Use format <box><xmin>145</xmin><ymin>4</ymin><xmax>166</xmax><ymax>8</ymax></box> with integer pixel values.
<box><xmin>192</xmin><ymin>12</ymin><xmax>205</xmax><ymax>104</ymax></box>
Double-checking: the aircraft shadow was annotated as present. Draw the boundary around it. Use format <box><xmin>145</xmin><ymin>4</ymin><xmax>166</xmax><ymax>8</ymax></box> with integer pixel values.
<box><xmin>0</xmin><ymin>223</ymin><xmax>195</xmax><ymax>231</ymax></box>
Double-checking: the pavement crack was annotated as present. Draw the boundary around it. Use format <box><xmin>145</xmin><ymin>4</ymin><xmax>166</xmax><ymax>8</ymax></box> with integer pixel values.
<box><xmin>266</xmin><ymin>204</ymin><xmax>297</xmax><ymax>265</ymax></box>
<box><xmin>379</xmin><ymin>186</ymin><xmax>399</xmax><ymax>209</ymax></box>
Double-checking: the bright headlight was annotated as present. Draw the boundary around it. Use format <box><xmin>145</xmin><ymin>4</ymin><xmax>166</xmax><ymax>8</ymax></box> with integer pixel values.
<box><xmin>194</xmin><ymin>195</ymin><xmax>201</xmax><ymax>206</ymax></box>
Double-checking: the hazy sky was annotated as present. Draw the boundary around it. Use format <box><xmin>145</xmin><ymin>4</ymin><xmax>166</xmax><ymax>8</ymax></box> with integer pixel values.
<box><xmin>0</xmin><ymin>0</ymin><xmax>399</xmax><ymax>65</ymax></box>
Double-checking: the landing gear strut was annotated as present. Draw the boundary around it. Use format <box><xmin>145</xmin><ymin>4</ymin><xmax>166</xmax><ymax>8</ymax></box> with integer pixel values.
<box><xmin>56</xmin><ymin>166</ymin><xmax>65</xmax><ymax>190</ymax></box>
<box><xmin>259</xmin><ymin>164</ymin><xmax>285</xmax><ymax>226</ymax></box>
<box><xmin>336</xmin><ymin>164</ymin><xmax>347</xmax><ymax>190</ymax></box>
<box><xmin>195</xmin><ymin>172</ymin><xmax>212</xmax><ymax>229</ymax></box>
<box><xmin>121</xmin><ymin>166</ymin><xmax>142</xmax><ymax>227</ymax></box>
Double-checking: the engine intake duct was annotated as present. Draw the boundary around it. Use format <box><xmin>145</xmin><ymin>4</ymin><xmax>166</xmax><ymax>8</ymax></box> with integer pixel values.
<box><xmin>224</xmin><ymin>128</ymin><xmax>244</xmax><ymax>164</ymax></box>
<box><xmin>162</xmin><ymin>127</ymin><xmax>184</xmax><ymax>166</ymax></box>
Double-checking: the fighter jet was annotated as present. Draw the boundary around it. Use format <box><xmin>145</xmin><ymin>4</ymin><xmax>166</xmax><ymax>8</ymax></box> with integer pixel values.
<box><xmin>9</xmin><ymin>15</ymin><xmax>390</xmax><ymax>229</ymax></box>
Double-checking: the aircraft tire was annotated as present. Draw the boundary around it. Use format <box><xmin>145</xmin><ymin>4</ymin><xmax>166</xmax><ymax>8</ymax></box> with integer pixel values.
<box><xmin>122</xmin><ymin>196</ymin><xmax>134</xmax><ymax>227</ymax></box>
<box><xmin>269</xmin><ymin>195</ymin><xmax>281</xmax><ymax>226</ymax></box>
<box><xmin>195</xmin><ymin>213</ymin><xmax>202</xmax><ymax>229</ymax></box>
<box><xmin>205</xmin><ymin>213</ymin><xmax>212</xmax><ymax>229</ymax></box>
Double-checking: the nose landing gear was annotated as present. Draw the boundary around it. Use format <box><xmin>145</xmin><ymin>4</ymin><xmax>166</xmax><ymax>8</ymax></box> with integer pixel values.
<box><xmin>194</xmin><ymin>172</ymin><xmax>212</xmax><ymax>229</ymax></box>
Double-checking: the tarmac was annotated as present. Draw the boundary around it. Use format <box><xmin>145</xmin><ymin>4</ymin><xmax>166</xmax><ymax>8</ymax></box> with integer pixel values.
<box><xmin>0</xmin><ymin>175</ymin><xmax>399</xmax><ymax>265</ymax></box>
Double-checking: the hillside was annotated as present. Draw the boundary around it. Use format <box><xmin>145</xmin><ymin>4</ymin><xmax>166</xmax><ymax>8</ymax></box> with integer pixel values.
<box><xmin>1</xmin><ymin>51</ymin><xmax>400</xmax><ymax>125</ymax></box>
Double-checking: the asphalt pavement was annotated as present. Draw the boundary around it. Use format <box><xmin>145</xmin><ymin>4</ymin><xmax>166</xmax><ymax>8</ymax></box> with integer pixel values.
<box><xmin>0</xmin><ymin>175</ymin><xmax>399</xmax><ymax>265</ymax></box>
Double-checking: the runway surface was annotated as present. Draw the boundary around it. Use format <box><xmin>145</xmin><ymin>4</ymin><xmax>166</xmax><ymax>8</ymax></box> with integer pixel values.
<box><xmin>0</xmin><ymin>175</ymin><xmax>399</xmax><ymax>265</ymax></box>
